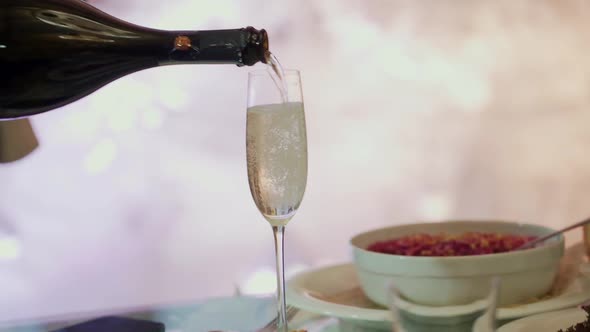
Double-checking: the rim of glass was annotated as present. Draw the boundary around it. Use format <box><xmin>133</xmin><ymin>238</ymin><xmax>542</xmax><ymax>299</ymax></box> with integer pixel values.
<box><xmin>248</xmin><ymin>68</ymin><xmax>300</xmax><ymax>77</ymax></box>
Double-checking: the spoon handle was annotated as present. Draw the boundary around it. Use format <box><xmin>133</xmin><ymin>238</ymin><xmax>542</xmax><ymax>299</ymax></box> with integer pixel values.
<box><xmin>518</xmin><ymin>217</ymin><xmax>590</xmax><ymax>249</ymax></box>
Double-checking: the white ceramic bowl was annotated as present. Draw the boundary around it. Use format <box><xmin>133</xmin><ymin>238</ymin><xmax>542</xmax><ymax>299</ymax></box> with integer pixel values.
<box><xmin>351</xmin><ymin>220</ymin><xmax>564</xmax><ymax>307</ymax></box>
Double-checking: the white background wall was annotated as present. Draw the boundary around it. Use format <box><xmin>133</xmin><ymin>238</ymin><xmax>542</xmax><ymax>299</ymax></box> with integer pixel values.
<box><xmin>1</xmin><ymin>0</ymin><xmax>589</xmax><ymax>323</ymax></box>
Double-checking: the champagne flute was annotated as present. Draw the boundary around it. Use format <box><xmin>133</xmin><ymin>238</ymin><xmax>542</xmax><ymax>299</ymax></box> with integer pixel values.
<box><xmin>246</xmin><ymin>69</ymin><xmax>307</xmax><ymax>332</ymax></box>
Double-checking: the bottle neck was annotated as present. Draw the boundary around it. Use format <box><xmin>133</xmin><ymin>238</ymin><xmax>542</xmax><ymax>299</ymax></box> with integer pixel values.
<box><xmin>158</xmin><ymin>27</ymin><xmax>269</xmax><ymax>67</ymax></box>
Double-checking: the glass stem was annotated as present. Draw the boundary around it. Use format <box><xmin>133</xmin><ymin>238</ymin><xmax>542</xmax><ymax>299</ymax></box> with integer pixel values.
<box><xmin>272</xmin><ymin>225</ymin><xmax>288</xmax><ymax>332</ymax></box>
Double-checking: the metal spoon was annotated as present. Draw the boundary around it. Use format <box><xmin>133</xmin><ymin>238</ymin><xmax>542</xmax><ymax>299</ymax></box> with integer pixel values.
<box><xmin>517</xmin><ymin>216</ymin><xmax>590</xmax><ymax>250</ymax></box>
<box><xmin>256</xmin><ymin>306</ymin><xmax>300</xmax><ymax>332</ymax></box>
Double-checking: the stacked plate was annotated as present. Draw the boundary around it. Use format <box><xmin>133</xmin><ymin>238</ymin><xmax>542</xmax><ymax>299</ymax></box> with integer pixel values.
<box><xmin>287</xmin><ymin>263</ymin><xmax>590</xmax><ymax>331</ymax></box>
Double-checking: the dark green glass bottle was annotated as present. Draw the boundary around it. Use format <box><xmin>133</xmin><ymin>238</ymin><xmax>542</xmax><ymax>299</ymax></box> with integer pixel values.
<box><xmin>0</xmin><ymin>0</ymin><xmax>270</xmax><ymax>119</ymax></box>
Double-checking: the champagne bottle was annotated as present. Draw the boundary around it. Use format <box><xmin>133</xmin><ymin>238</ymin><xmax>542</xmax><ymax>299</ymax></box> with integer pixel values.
<box><xmin>0</xmin><ymin>0</ymin><xmax>270</xmax><ymax>119</ymax></box>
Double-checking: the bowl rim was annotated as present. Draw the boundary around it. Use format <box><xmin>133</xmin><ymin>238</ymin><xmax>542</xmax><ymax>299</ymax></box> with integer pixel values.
<box><xmin>350</xmin><ymin>220</ymin><xmax>564</xmax><ymax>262</ymax></box>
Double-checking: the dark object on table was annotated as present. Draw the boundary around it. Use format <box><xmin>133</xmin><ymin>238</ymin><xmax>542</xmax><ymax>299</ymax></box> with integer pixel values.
<box><xmin>51</xmin><ymin>316</ymin><xmax>165</xmax><ymax>332</ymax></box>
<box><xmin>558</xmin><ymin>306</ymin><xmax>590</xmax><ymax>332</ymax></box>
<box><xmin>0</xmin><ymin>119</ymin><xmax>38</xmax><ymax>163</ymax></box>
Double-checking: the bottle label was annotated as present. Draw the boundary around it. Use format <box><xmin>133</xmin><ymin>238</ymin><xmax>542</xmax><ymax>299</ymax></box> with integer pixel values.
<box><xmin>174</xmin><ymin>36</ymin><xmax>192</xmax><ymax>51</ymax></box>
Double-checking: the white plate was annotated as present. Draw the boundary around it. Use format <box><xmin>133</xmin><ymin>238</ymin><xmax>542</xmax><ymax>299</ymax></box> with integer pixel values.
<box><xmin>496</xmin><ymin>307</ymin><xmax>587</xmax><ymax>332</ymax></box>
<box><xmin>286</xmin><ymin>263</ymin><xmax>590</xmax><ymax>330</ymax></box>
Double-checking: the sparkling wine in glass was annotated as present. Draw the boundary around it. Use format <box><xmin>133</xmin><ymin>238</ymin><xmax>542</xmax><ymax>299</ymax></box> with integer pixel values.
<box><xmin>246</xmin><ymin>66</ymin><xmax>307</xmax><ymax>332</ymax></box>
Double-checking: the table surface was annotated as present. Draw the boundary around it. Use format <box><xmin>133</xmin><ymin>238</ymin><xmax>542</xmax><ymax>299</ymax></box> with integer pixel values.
<box><xmin>0</xmin><ymin>295</ymin><xmax>512</xmax><ymax>332</ymax></box>
<box><xmin>0</xmin><ymin>296</ymin><xmax>282</xmax><ymax>332</ymax></box>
